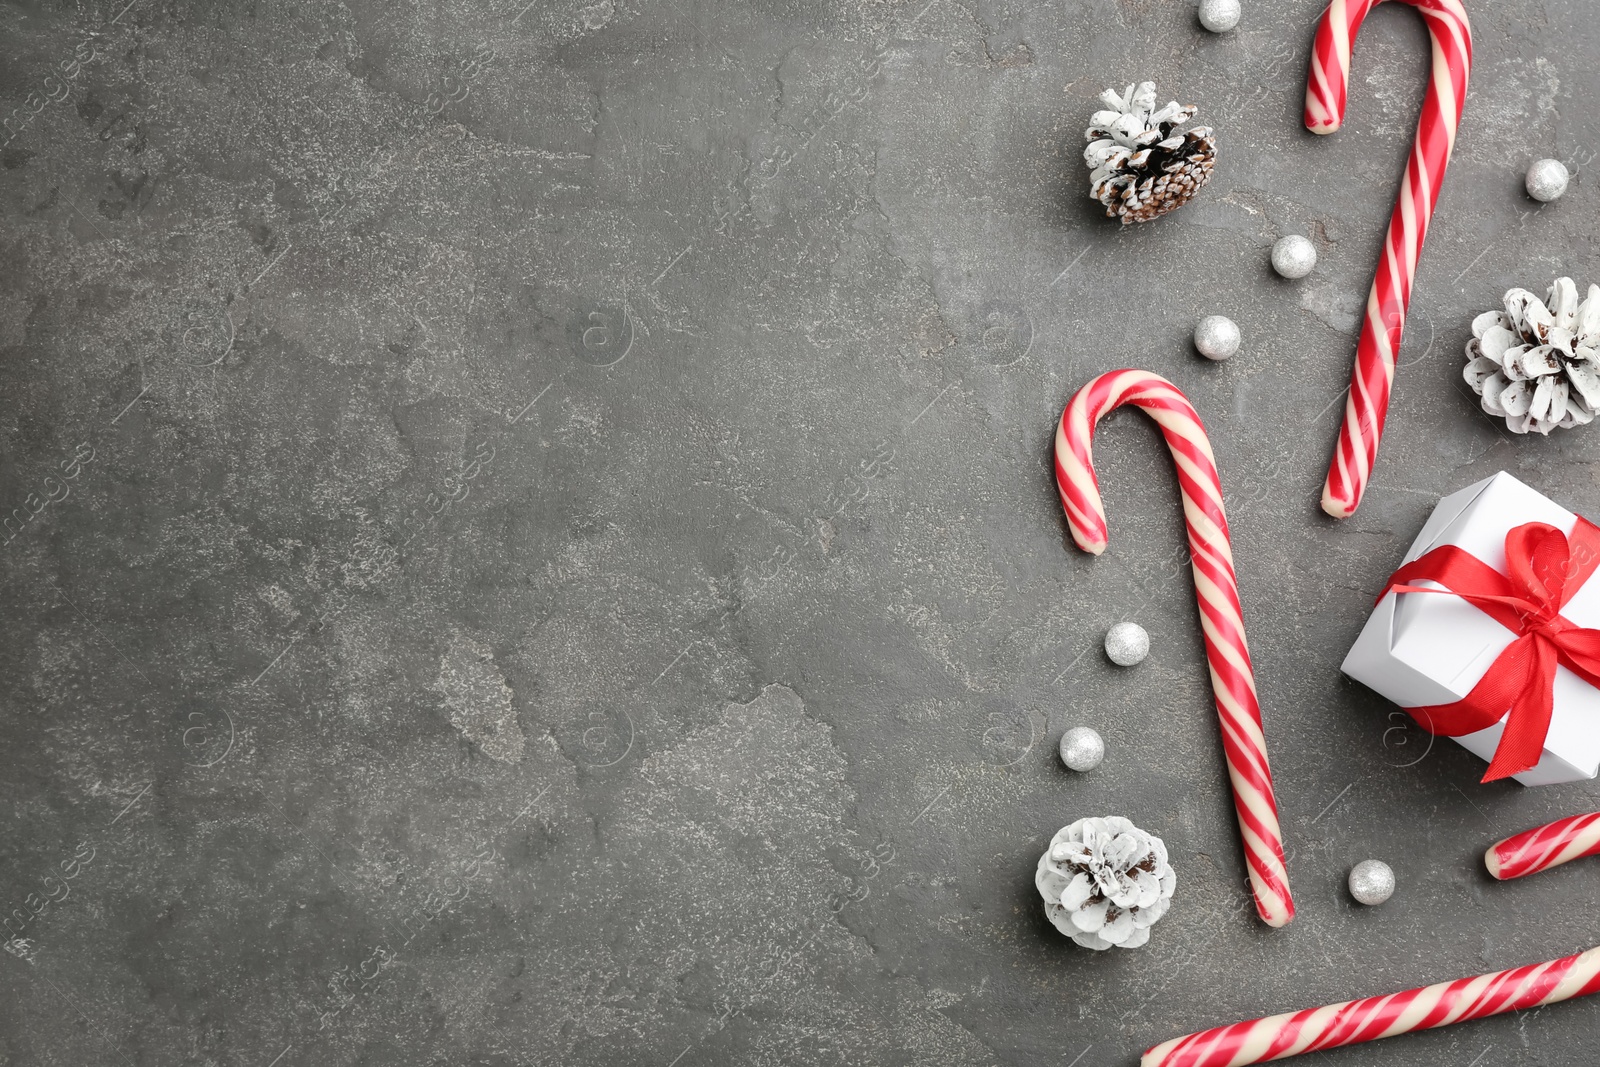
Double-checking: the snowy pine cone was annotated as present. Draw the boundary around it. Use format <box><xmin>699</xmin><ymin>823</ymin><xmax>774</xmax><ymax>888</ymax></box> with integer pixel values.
<box><xmin>1464</xmin><ymin>278</ymin><xmax>1600</xmax><ymax>435</ymax></box>
<box><xmin>1084</xmin><ymin>82</ymin><xmax>1215</xmax><ymax>225</ymax></box>
<box><xmin>1036</xmin><ymin>816</ymin><xmax>1175</xmax><ymax>950</ymax></box>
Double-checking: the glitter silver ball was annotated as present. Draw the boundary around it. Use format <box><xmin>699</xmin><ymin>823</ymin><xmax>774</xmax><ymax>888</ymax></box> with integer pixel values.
<box><xmin>1198</xmin><ymin>0</ymin><xmax>1241</xmax><ymax>32</ymax></box>
<box><xmin>1194</xmin><ymin>315</ymin><xmax>1241</xmax><ymax>361</ymax></box>
<box><xmin>1104</xmin><ymin>622</ymin><xmax>1150</xmax><ymax>667</ymax></box>
<box><xmin>1348</xmin><ymin>859</ymin><xmax>1396</xmax><ymax>906</ymax></box>
<box><xmin>1271</xmin><ymin>235</ymin><xmax>1318</xmax><ymax>279</ymax></box>
<box><xmin>1059</xmin><ymin>726</ymin><xmax>1106</xmax><ymax>771</ymax></box>
<box><xmin>1526</xmin><ymin>158</ymin><xmax>1569</xmax><ymax>203</ymax></box>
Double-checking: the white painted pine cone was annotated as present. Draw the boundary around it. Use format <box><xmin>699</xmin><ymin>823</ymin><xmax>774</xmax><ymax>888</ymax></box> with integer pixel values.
<box><xmin>1464</xmin><ymin>277</ymin><xmax>1600</xmax><ymax>435</ymax></box>
<box><xmin>1035</xmin><ymin>816</ymin><xmax>1176</xmax><ymax>950</ymax></box>
<box><xmin>1083</xmin><ymin>82</ymin><xmax>1214</xmax><ymax>225</ymax></box>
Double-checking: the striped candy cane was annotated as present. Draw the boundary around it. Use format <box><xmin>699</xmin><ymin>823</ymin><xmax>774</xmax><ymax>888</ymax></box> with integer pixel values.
<box><xmin>1143</xmin><ymin>812</ymin><xmax>1600</xmax><ymax>1065</ymax></box>
<box><xmin>1486</xmin><ymin>812</ymin><xmax>1600</xmax><ymax>881</ymax></box>
<box><xmin>1306</xmin><ymin>0</ymin><xmax>1472</xmax><ymax>518</ymax></box>
<box><xmin>1054</xmin><ymin>370</ymin><xmax>1293</xmax><ymax>928</ymax></box>
<box><xmin>1141</xmin><ymin>947</ymin><xmax>1600</xmax><ymax>1067</ymax></box>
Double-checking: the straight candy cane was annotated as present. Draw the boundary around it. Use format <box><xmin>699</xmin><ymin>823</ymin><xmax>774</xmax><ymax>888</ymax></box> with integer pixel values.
<box><xmin>1487</xmin><ymin>811</ymin><xmax>1600</xmax><ymax>881</ymax></box>
<box><xmin>1142</xmin><ymin>947</ymin><xmax>1600</xmax><ymax>1067</ymax></box>
<box><xmin>1306</xmin><ymin>0</ymin><xmax>1472</xmax><ymax>518</ymax></box>
<box><xmin>1054</xmin><ymin>369</ymin><xmax>1292</xmax><ymax>928</ymax></box>
<box><xmin>1146</xmin><ymin>810</ymin><xmax>1600</xmax><ymax>1066</ymax></box>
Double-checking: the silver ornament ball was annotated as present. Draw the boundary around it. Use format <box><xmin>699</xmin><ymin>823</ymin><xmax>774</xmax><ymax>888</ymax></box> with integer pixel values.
<box><xmin>1194</xmin><ymin>315</ymin><xmax>1241</xmax><ymax>361</ymax></box>
<box><xmin>1348</xmin><ymin>859</ymin><xmax>1396</xmax><ymax>906</ymax></box>
<box><xmin>1198</xmin><ymin>0</ymin><xmax>1241</xmax><ymax>32</ymax></box>
<box><xmin>1059</xmin><ymin>726</ymin><xmax>1106</xmax><ymax>771</ymax></box>
<box><xmin>1271</xmin><ymin>235</ymin><xmax>1318</xmax><ymax>279</ymax></box>
<box><xmin>1526</xmin><ymin>158</ymin><xmax>1569</xmax><ymax>203</ymax></box>
<box><xmin>1104</xmin><ymin>622</ymin><xmax>1150</xmax><ymax>667</ymax></box>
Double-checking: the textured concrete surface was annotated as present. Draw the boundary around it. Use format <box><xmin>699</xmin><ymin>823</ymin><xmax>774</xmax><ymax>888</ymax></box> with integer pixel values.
<box><xmin>3</xmin><ymin>0</ymin><xmax>1600</xmax><ymax>1064</ymax></box>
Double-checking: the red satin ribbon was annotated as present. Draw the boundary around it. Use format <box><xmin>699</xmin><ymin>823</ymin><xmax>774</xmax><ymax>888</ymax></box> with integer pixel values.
<box><xmin>1379</xmin><ymin>519</ymin><xmax>1600</xmax><ymax>782</ymax></box>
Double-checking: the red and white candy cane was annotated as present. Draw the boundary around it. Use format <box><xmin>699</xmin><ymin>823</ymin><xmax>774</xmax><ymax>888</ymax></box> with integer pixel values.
<box><xmin>1054</xmin><ymin>369</ymin><xmax>1293</xmax><ymax>928</ymax></box>
<box><xmin>1305</xmin><ymin>0</ymin><xmax>1472</xmax><ymax>518</ymax></box>
<box><xmin>1143</xmin><ymin>814</ymin><xmax>1600</xmax><ymax>1066</ymax></box>
<box><xmin>1141</xmin><ymin>947</ymin><xmax>1600</xmax><ymax>1067</ymax></box>
<box><xmin>1487</xmin><ymin>812</ymin><xmax>1600</xmax><ymax>881</ymax></box>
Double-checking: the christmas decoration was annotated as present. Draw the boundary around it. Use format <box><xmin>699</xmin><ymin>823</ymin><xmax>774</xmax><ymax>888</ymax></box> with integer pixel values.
<box><xmin>1305</xmin><ymin>0</ymin><xmax>1472</xmax><ymax>519</ymax></box>
<box><xmin>1343</xmin><ymin>473</ymin><xmax>1600</xmax><ymax>785</ymax></box>
<box><xmin>1146</xmin><ymin>787</ymin><xmax>1600</xmax><ymax>1063</ymax></box>
<box><xmin>1347</xmin><ymin>859</ymin><xmax>1395</xmax><ymax>905</ymax></box>
<box><xmin>1142</xmin><ymin>947</ymin><xmax>1600</xmax><ymax>1066</ymax></box>
<box><xmin>1036</xmin><ymin>816</ymin><xmax>1176</xmax><ymax>950</ymax></box>
<box><xmin>1084</xmin><ymin>82</ymin><xmax>1215</xmax><ymax>225</ymax></box>
<box><xmin>1526</xmin><ymin>158</ymin><xmax>1570</xmax><ymax>202</ymax></box>
<box><xmin>1104</xmin><ymin>621</ymin><xmax>1150</xmax><ymax>666</ymax></box>
<box><xmin>1270</xmin><ymin>235</ymin><xmax>1316</xmax><ymax>279</ymax></box>
<box><xmin>1059</xmin><ymin>726</ymin><xmax>1106</xmax><ymax>771</ymax></box>
<box><xmin>1054</xmin><ymin>369</ymin><xmax>1293</xmax><ymax>927</ymax></box>
<box><xmin>1486</xmin><ymin>811</ymin><xmax>1600</xmax><ymax>880</ymax></box>
<box><xmin>1194</xmin><ymin>315</ymin><xmax>1240</xmax><ymax>360</ymax></box>
<box><xmin>1463</xmin><ymin>278</ymin><xmax>1600</xmax><ymax>435</ymax></box>
<box><xmin>1198</xmin><ymin>0</ymin><xmax>1241</xmax><ymax>32</ymax></box>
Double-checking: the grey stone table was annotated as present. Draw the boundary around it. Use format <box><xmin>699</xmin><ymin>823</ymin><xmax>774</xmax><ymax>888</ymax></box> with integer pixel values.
<box><xmin>2</xmin><ymin>0</ymin><xmax>1598</xmax><ymax>1064</ymax></box>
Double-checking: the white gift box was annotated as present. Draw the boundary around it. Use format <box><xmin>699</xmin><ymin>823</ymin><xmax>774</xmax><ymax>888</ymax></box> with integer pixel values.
<box><xmin>1341</xmin><ymin>472</ymin><xmax>1600</xmax><ymax>786</ymax></box>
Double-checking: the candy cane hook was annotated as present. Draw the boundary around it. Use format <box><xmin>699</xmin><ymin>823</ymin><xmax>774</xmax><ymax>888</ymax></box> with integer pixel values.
<box><xmin>1054</xmin><ymin>370</ymin><xmax>1293</xmax><ymax>928</ymax></box>
<box><xmin>1306</xmin><ymin>0</ymin><xmax>1472</xmax><ymax>518</ymax></box>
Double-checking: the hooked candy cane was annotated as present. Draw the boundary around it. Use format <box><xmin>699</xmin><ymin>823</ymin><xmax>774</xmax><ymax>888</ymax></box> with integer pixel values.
<box><xmin>1054</xmin><ymin>369</ymin><xmax>1292</xmax><ymax>928</ymax></box>
<box><xmin>1141</xmin><ymin>947</ymin><xmax>1600</xmax><ymax>1067</ymax></box>
<box><xmin>1486</xmin><ymin>811</ymin><xmax>1600</xmax><ymax>881</ymax></box>
<box><xmin>1306</xmin><ymin>0</ymin><xmax>1472</xmax><ymax>518</ymax></box>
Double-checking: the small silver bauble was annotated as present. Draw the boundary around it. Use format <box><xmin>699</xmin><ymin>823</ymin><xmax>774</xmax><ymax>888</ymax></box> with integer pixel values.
<box><xmin>1059</xmin><ymin>726</ymin><xmax>1106</xmax><ymax>771</ymax></box>
<box><xmin>1526</xmin><ymin>158</ymin><xmax>1569</xmax><ymax>203</ymax></box>
<box><xmin>1348</xmin><ymin>859</ymin><xmax>1396</xmax><ymax>906</ymax></box>
<box><xmin>1194</xmin><ymin>315</ymin><xmax>1241</xmax><ymax>361</ymax></box>
<box><xmin>1198</xmin><ymin>0</ymin><xmax>1241</xmax><ymax>32</ymax></box>
<box><xmin>1104</xmin><ymin>622</ymin><xmax>1150</xmax><ymax>667</ymax></box>
<box><xmin>1271</xmin><ymin>235</ymin><xmax>1318</xmax><ymax>279</ymax></box>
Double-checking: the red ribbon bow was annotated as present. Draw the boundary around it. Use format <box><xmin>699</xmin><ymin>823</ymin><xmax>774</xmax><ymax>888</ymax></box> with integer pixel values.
<box><xmin>1381</xmin><ymin>519</ymin><xmax>1600</xmax><ymax>782</ymax></box>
